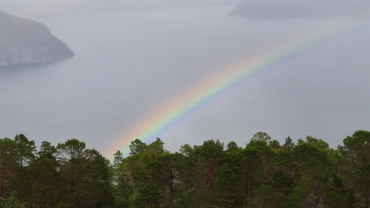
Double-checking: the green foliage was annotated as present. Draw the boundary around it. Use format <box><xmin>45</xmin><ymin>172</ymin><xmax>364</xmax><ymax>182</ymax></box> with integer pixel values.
<box><xmin>0</xmin><ymin>138</ymin><xmax>21</xmax><ymax>200</ymax></box>
<box><xmin>0</xmin><ymin>130</ymin><xmax>369</xmax><ymax>207</ymax></box>
<box><xmin>338</xmin><ymin>130</ymin><xmax>370</xmax><ymax>207</ymax></box>
<box><xmin>283</xmin><ymin>136</ymin><xmax>295</xmax><ymax>151</ymax></box>
<box><xmin>297</xmin><ymin>136</ymin><xmax>329</xmax><ymax>150</ymax></box>
<box><xmin>240</xmin><ymin>139</ymin><xmax>273</xmax><ymax>195</ymax></box>
<box><xmin>129</xmin><ymin>139</ymin><xmax>147</xmax><ymax>155</ymax></box>
<box><xmin>212</xmin><ymin>163</ymin><xmax>245</xmax><ymax>207</ymax></box>
<box><xmin>55</xmin><ymin>139</ymin><xmax>115</xmax><ymax>208</ymax></box>
<box><xmin>133</xmin><ymin>182</ymin><xmax>160</xmax><ymax>207</ymax></box>
<box><xmin>0</xmin><ymin>195</ymin><xmax>27</xmax><ymax>208</ymax></box>
<box><xmin>286</xmin><ymin>165</ymin><xmax>353</xmax><ymax>208</ymax></box>
<box><xmin>113</xmin><ymin>150</ymin><xmax>123</xmax><ymax>169</ymax></box>
<box><xmin>179</xmin><ymin>144</ymin><xmax>193</xmax><ymax>156</ymax></box>
<box><xmin>250</xmin><ymin>132</ymin><xmax>271</xmax><ymax>142</ymax></box>
<box><xmin>247</xmin><ymin>185</ymin><xmax>286</xmax><ymax>208</ymax></box>
<box><xmin>57</xmin><ymin>201</ymin><xmax>69</xmax><ymax>208</ymax></box>
<box><xmin>269</xmin><ymin>139</ymin><xmax>280</xmax><ymax>148</ymax></box>
<box><xmin>226</xmin><ymin>141</ymin><xmax>240</xmax><ymax>152</ymax></box>
<box><xmin>270</xmin><ymin>171</ymin><xmax>295</xmax><ymax>195</ymax></box>
<box><xmin>14</xmin><ymin>134</ymin><xmax>36</xmax><ymax>167</ymax></box>
<box><xmin>39</xmin><ymin>141</ymin><xmax>57</xmax><ymax>157</ymax></box>
<box><xmin>28</xmin><ymin>154</ymin><xmax>59</xmax><ymax>207</ymax></box>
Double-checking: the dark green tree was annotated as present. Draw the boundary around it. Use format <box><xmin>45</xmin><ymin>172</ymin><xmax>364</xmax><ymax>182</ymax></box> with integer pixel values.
<box><xmin>56</xmin><ymin>139</ymin><xmax>114</xmax><ymax>208</ymax></box>
<box><xmin>297</xmin><ymin>136</ymin><xmax>329</xmax><ymax>150</ymax></box>
<box><xmin>338</xmin><ymin>130</ymin><xmax>370</xmax><ymax>208</ymax></box>
<box><xmin>211</xmin><ymin>163</ymin><xmax>245</xmax><ymax>208</ymax></box>
<box><xmin>226</xmin><ymin>141</ymin><xmax>240</xmax><ymax>152</ymax></box>
<box><xmin>240</xmin><ymin>140</ymin><xmax>272</xmax><ymax>196</ymax></box>
<box><xmin>129</xmin><ymin>139</ymin><xmax>147</xmax><ymax>155</ymax></box>
<box><xmin>0</xmin><ymin>195</ymin><xmax>28</xmax><ymax>208</ymax></box>
<box><xmin>28</xmin><ymin>154</ymin><xmax>59</xmax><ymax>207</ymax></box>
<box><xmin>269</xmin><ymin>140</ymin><xmax>280</xmax><ymax>149</ymax></box>
<box><xmin>250</xmin><ymin>132</ymin><xmax>271</xmax><ymax>143</ymax></box>
<box><xmin>283</xmin><ymin>136</ymin><xmax>295</xmax><ymax>151</ymax></box>
<box><xmin>246</xmin><ymin>184</ymin><xmax>285</xmax><ymax>208</ymax></box>
<box><xmin>14</xmin><ymin>134</ymin><xmax>36</xmax><ymax>167</ymax></box>
<box><xmin>0</xmin><ymin>138</ymin><xmax>19</xmax><ymax>199</ymax></box>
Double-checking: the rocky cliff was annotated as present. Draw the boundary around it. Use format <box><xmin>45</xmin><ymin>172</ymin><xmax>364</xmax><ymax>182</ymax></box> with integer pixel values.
<box><xmin>229</xmin><ymin>0</ymin><xmax>370</xmax><ymax>18</ymax></box>
<box><xmin>0</xmin><ymin>11</ymin><xmax>74</xmax><ymax>67</ymax></box>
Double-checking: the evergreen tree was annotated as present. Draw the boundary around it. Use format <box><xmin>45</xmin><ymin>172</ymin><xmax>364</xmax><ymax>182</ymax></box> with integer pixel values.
<box><xmin>0</xmin><ymin>138</ymin><xmax>21</xmax><ymax>200</ymax></box>
<box><xmin>56</xmin><ymin>139</ymin><xmax>114</xmax><ymax>208</ymax></box>
<box><xmin>283</xmin><ymin>136</ymin><xmax>295</xmax><ymax>151</ymax></box>
<box><xmin>0</xmin><ymin>195</ymin><xmax>28</xmax><ymax>208</ymax></box>
<box><xmin>0</xmin><ymin>130</ymin><xmax>368</xmax><ymax>207</ymax></box>
<box><xmin>338</xmin><ymin>130</ymin><xmax>370</xmax><ymax>208</ymax></box>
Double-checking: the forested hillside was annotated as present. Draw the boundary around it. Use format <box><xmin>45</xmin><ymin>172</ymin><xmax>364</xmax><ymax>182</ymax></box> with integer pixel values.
<box><xmin>0</xmin><ymin>11</ymin><xmax>74</xmax><ymax>68</ymax></box>
<box><xmin>0</xmin><ymin>130</ymin><xmax>369</xmax><ymax>207</ymax></box>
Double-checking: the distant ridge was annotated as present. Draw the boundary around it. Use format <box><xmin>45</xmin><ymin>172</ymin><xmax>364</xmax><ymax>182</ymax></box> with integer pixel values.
<box><xmin>0</xmin><ymin>11</ymin><xmax>74</xmax><ymax>68</ymax></box>
<box><xmin>229</xmin><ymin>0</ymin><xmax>370</xmax><ymax>19</ymax></box>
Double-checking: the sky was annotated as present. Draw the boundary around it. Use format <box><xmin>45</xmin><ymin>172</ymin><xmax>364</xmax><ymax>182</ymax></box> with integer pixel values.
<box><xmin>0</xmin><ymin>0</ymin><xmax>369</xmax><ymax>158</ymax></box>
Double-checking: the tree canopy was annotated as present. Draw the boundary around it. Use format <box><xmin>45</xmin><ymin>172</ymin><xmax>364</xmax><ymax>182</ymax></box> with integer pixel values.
<box><xmin>0</xmin><ymin>130</ymin><xmax>369</xmax><ymax>208</ymax></box>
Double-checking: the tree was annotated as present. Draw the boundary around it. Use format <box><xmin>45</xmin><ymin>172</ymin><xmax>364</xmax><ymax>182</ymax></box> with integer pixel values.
<box><xmin>14</xmin><ymin>134</ymin><xmax>36</xmax><ymax>167</ymax></box>
<box><xmin>338</xmin><ymin>130</ymin><xmax>370</xmax><ymax>208</ymax></box>
<box><xmin>28</xmin><ymin>154</ymin><xmax>59</xmax><ymax>207</ymax></box>
<box><xmin>190</xmin><ymin>140</ymin><xmax>224</xmax><ymax>195</ymax></box>
<box><xmin>151</xmin><ymin>152</ymin><xmax>184</xmax><ymax>208</ymax></box>
<box><xmin>10</xmin><ymin>135</ymin><xmax>37</xmax><ymax>205</ymax></box>
<box><xmin>297</xmin><ymin>136</ymin><xmax>329</xmax><ymax>150</ymax></box>
<box><xmin>283</xmin><ymin>136</ymin><xmax>295</xmax><ymax>151</ymax></box>
<box><xmin>269</xmin><ymin>140</ymin><xmax>280</xmax><ymax>149</ymax></box>
<box><xmin>56</xmin><ymin>139</ymin><xmax>114</xmax><ymax>208</ymax></box>
<box><xmin>247</xmin><ymin>185</ymin><xmax>285</xmax><ymax>208</ymax></box>
<box><xmin>57</xmin><ymin>201</ymin><xmax>69</xmax><ymax>208</ymax></box>
<box><xmin>129</xmin><ymin>139</ymin><xmax>146</xmax><ymax>155</ymax></box>
<box><xmin>0</xmin><ymin>131</ymin><xmax>368</xmax><ymax>207</ymax></box>
<box><xmin>112</xmin><ymin>157</ymin><xmax>133</xmax><ymax>208</ymax></box>
<box><xmin>226</xmin><ymin>141</ymin><xmax>240</xmax><ymax>152</ymax></box>
<box><xmin>270</xmin><ymin>171</ymin><xmax>295</xmax><ymax>196</ymax></box>
<box><xmin>0</xmin><ymin>195</ymin><xmax>27</xmax><ymax>208</ymax></box>
<box><xmin>133</xmin><ymin>182</ymin><xmax>160</xmax><ymax>208</ymax></box>
<box><xmin>0</xmin><ymin>138</ymin><xmax>20</xmax><ymax>200</ymax></box>
<box><xmin>114</xmin><ymin>138</ymin><xmax>178</xmax><ymax>208</ymax></box>
<box><xmin>240</xmin><ymin>140</ymin><xmax>272</xmax><ymax>196</ymax></box>
<box><xmin>250</xmin><ymin>132</ymin><xmax>271</xmax><ymax>143</ymax></box>
<box><xmin>113</xmin><ymin>150</ymin><xmax>123</xmax><ymax>169</ymax></box>
<box><xmin>211</xmin><ymin>163</ymin><xmax>244</xmax><ymax>208</ymax></box>
<box><xmin>86</xmin><ymin>150</ymin><xmax>115</xmax><ymax>208</ymax></box>
<box><xmin>38</xmin><ymin>141</ymin><xmax>57</xmax><ymax>157</ymax></box>
<box><xmin>286</xmin><ymin>162</ymin><xmax>353</xmax><ymax>208</ymax></box>
<box><xmin>175</xmin><ymin>140</ymin><xmax>225</xmax><ymax>207</ymax></box>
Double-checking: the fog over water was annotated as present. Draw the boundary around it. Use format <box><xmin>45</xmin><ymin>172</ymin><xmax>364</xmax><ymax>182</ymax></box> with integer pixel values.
<box><xmin>0</xmin><ymin>0</ymin><xmax>369</xmax><ymax>157</ymax></box>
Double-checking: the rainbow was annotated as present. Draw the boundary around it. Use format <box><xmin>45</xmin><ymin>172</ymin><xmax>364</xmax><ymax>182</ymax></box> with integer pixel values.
<box><xmin>107</xmin><ymin>19</ymin><xmax>357</xmax><ymax>158</ymax></box>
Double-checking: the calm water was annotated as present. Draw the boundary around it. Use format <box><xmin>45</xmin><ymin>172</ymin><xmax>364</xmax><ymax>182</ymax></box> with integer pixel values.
<box><xmin>0</xmin><ymin>6</ymin><xmax>369</xmax><ymax>156</ymax></box>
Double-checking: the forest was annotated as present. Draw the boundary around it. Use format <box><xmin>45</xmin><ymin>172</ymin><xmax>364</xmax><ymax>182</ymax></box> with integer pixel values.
<box><xmin>0</xmin><ymin>130</ymin><xmax>369</xmax><ymax>208</ymax></box>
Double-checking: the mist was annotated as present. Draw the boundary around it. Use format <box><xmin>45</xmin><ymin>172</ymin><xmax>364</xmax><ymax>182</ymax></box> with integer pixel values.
<box><xmin>0</xmin><ymin>0</ymin><xmax>369</xmax><ymax>157</ymax></box>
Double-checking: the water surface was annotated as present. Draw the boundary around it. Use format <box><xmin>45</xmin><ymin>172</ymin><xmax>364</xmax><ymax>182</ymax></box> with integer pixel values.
<box><xmin>0</xmin><ymin>6</ymin><xmax>369</xmax><ymax>156</ymax></box>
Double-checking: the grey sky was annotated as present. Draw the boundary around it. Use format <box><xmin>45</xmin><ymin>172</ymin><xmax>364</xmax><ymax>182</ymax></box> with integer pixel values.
<box><xmin>0</xmin><ymin>0</ymin><xmax>369</xmax><ymax>157</ymax></box>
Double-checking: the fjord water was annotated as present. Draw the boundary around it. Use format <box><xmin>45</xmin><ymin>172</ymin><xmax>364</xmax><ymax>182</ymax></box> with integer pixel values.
<box><xmin>0</xmin><ymin>5</ymin><xmax>369</xmax><ymax>156</ymax></box>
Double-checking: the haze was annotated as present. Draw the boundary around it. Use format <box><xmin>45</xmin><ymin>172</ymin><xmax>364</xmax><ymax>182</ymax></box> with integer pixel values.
<box><xmin>0</xmin><ymin>0</ymin><xmax>369</xmax><ymax>157</ymax></box>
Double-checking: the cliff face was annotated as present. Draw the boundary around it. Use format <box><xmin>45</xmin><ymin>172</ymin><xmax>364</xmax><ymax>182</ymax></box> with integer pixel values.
<box><xmin>229</xmin><ymin>0</ymin><xmax>370</xmax><ymax>19</ymax></box>
<box><xmin>0</xmin><ymin>11</ymin><xmax>74</xmax><ymax>67</ymax></box>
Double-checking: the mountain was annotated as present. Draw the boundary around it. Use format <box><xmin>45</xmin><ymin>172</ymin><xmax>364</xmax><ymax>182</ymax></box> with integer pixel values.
<box><xmin>0</xmin><ymin>11</ymin><xmax>74</xmax><ymax>68</ymax></box>
<box><xmin>229</xmin><ymin>0</ymin><xmax>370</xmax><ymax>19</ymax></box>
